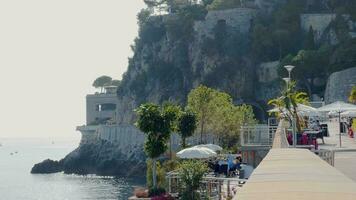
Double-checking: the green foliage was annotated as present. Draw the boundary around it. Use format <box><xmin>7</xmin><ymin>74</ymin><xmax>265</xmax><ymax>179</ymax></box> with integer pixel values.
<box><xmin>187</xmin><ymin>85</ymin><xmax>217</xmax><ymax>143</ymax></box>
<box><xmin>137</xmin><ymin>8</ymin><xmax>152</xmax><ymax>27</ymax></box>
<box><xmin>135</xmin><ymin>103</ymin><xmax>179</xmax><ymax>188</ymax></box>
<box><xmin>304</xmin><ymin>26</ymin><xmax>316</xmax><ymax>50</ymax></box>
<box><xmin>178</xmin><ymin>160</ymin><xmax>208</xmax><ymax>200</ymax></box>
<box><xmin>111</xmin><ymin>80</ymin><xmax>121</xmax><ymax>87</ymax></box>
<box><xmin>251</xmin><ymin>0</ymin><xmax>305</xmax><ymax>61</ymax></box>
<box><xmin>187</xmin><ymin>85</ymin><xmax>256</xmax><ymax>147</ymax></box>
<box><xmin>165</xmin><ymin>4</ymin><xmax>207</xmax><ymax>41</ymax></box>
<box><xmin>177</xmin><ymin>111</ymin><xmax>197</xmax><ymax>148</ymax></box>
<box><xmin>278</xmin><ymin>47</ymin><xmax>330</xmax><ymax>96</ymax></box>
<box><xmin>207</xmin><ymin>0</ymin><xmax>241</xmax><ymax>10</ymax></box>
<box><xmin>329</xmin><ymin>38</ymin><xmax>356</xmax><ymax>72</ymax></box>
<box><xmin>327</xmin><ymin>0</ymin><xmax>356</xmax><ymax>20</ymax></box>
<box><xmin>268</xmin><ymin>81</ymin><xmax>309</xmax><ymax>131</ymax></box>
<box><xmin>92</xmin><ymin>75</ymin><xmax>112</xmax><ymax>92</ymax></box>
<box><xmin>139</xmin><ymin>16</ymin><xmax>166</xmax><ymax>44</ymax></box>
<box><xmin>349</xmin><ymin>86</ymin><xmax>356</xmax><ymax>104</ymax></box>
<box><xmin>146</xmin><ymin>159</ymin><xmax>166</xmax><ymax>189</ymax></box>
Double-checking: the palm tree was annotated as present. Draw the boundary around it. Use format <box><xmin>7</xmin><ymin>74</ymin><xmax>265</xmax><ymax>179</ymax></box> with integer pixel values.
<box><xmin>268</xmin><ymin>81</ymin><xmax>308</xmax><ymax>132</ymax></box>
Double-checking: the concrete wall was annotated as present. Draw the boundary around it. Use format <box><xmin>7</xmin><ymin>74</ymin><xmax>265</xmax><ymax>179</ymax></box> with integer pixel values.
<box><xmin>86</xmin><ymin>93</ymin><xmax>118</xmax><ymax>125</ymax></box>
<box><xmin>194</xmin><ymin>8</ymin><xmax>256</xmax><ymax>38</ymax></box>
<box><xmin>324</xmin><ymin>67</ymin><xmax>356</xmax><ymax>103</ymax></box>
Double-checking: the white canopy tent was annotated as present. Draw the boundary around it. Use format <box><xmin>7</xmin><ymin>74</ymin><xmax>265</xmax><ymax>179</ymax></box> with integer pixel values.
<box><xmin>194</xmin><ymin>144</ymin><xmax>223</xmax><ymax>152</ymax></box>
<box><xmin>268</xmin><ymin>103</ymin><xmax>320</xmax><ymax>117</ymax></box>
<box><xmin>176</xmin><ymin>147</ymin><xmax>217</xmax><ymax>159</ymax></box>
<box><xmin>317</xmin><ymin>101</ymin><xmax>356</xmax><ymax>147</ymax></box>
<box><xmin>318</xmin><ymin>101</ymin><xmax>356</xmax><ymax>113</ymax></box>
<box><xmin>341</xmin><ymin>110</ymin><xmax>356</xmax><ymax>117</ymax></box>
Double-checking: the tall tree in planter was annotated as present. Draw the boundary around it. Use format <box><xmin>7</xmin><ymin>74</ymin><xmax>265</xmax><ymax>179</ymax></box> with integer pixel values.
<box><xmin>135</xmin><ymin>103</ymin><xmax>177</xmax><ymax>188</ymax></box>
<box><xmin>177</xmin><ymin>111</ymin><xmax>197</xmax><ymax>148</ymax></box>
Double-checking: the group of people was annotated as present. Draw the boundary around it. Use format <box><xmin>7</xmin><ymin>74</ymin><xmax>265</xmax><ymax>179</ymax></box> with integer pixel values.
<box><xmin>208</xmin><ymin>153</ymin><xmax>243</xmax><ymax>177</ymax></box>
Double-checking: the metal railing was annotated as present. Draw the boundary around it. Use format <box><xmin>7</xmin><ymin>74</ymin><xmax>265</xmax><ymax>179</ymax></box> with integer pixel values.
<box><xmin>240</xmin><ymin>125</ymin><xmax>278</xmax><ymax>147</ymax></box>
<box><xmin>166</xmin><ymin>171</ymin><xmax>247</xmax><ymax>200</ymax></box>
<box><xmin>312</xmin><ymin>149</ymin><xmax>335</xmax><ymax>166</ymax></box>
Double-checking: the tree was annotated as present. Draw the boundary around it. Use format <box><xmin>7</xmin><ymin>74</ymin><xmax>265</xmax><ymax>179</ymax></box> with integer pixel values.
<box><xmin>178</xmin><ymin>160</ymin><xmax>208</xmax><ymax>200</ymax></box>
<box><xmin>187</xmin><ymin>85</ymin><xmax>216</xmax><ymax>143</ymax></box>
<box><xmin>268</xmin><ymin>81</ymin><xmax>309</xmax><ymax>132</ymax></box>
<box><xmin>349</xmin><ymin>86</ymin><xmax>356</xmax><ymax>104</ymax></box>
<box><xmin>187</xmin><ymin>85</ymin><xmax>256</xmax><ymax>146</ymax></box>
<box><xmin>92</xmin><ymin>75</ymin><xmax>112</xmax><ymax>93</ymax></box>
<box><xmin>110</xmin><ymin>80</ymin><xmax>121</xmax><ymax>87</ymax></box>
<box><xmin>135</xmin><ymin>103</ymin><xmax>178</xmax><ymax>189</ymax></box>
<box><xmin>177</xmin><ymin>111</ymin><xmax>197</xmax><ymax>148</ymax></box>
<box><xmin>304</xmin><ymin>26</ymin><xmax>316</xmax><ymax>50</ymax></box>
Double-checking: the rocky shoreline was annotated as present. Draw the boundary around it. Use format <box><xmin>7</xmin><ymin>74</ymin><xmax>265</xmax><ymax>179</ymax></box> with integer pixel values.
<box><xmin>31</xmin><ymin>140</ymin><xmax>146</xmax><ymax>177</ymax></box>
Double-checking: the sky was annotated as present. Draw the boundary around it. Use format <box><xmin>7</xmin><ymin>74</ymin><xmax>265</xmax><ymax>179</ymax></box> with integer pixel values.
<box><xmin>0</xmin><ymin>0</ymin><xmax>145</xmax><ymax>138</ymax></box>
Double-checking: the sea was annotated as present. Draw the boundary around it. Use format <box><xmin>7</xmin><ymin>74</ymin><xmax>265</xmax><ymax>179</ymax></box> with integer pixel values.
<box><xmin>0</xmin><ymin>137</ymin><xmax>145</xmax><ymax>200</ymax></box>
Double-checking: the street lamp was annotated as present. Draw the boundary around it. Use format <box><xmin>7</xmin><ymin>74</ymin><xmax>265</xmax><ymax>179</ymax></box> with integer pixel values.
<box><xmin>283</xmin><ymin>65</ymin><xmax>296</xmax><ymax>147</ymax></box>
<box><xmin>284</xmin><ymin>65</ymin><xmax>295</xmax><ymax>79</ymax></box>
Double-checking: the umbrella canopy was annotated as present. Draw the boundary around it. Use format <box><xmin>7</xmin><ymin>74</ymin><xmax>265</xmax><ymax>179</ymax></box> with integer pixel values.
<box><xmin>176</xmin><ymin>147</ymin><xmax>217</xmax><ymax>159</ymax></box>
<box><xmin>318</xmin><ymin>101</ymin><xmax>356</xmax><ymax>113</ymax></box>
<box><xmin>194</xmin><ymin>144</ymin><xmax>223</xmax><ymax>152</ymax></box>
<box><xmin>341</xmin><ymin>110</ymin><xmax>356</xmax><ymax>117</ymax></box>
<box><xmin>268</xmin><ymin>103</ymin><xmax>320</xmax><ymax>117</ymax></box>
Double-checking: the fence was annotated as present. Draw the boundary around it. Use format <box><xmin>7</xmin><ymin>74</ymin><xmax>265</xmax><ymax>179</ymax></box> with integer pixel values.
<box><xmin>240</xmin><ymin>125</ymin><xmax>278</xmax><ymax>147</ymax></box>
<box><xmin>312</xmin><ymin>149</ymin><xmax>335</xmax><ymax>166</ymax></box>
<box><xmin>166</xmin><ymin>171</ymin><xmax>246</xmax><ymax>200</ymax></box>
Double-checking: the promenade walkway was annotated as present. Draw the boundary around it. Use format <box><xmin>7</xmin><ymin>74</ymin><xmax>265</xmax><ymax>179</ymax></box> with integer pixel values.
<box><xmin>235</xmin><ymin>120</ymin><xmax>356</xmax><ymax>200</ymax></box>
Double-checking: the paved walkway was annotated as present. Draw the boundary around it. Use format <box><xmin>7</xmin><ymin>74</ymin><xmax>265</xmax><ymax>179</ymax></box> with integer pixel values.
<box><xmin>235</xmin><ymin>148</ymin><xmax>356</xmax><ymax>200</ymax></box>
<box><xmin>235</xmin><ymin>120</ymin><xmax>356</xmax><ymax>200</ymax></box>
<box><xmin>316</xmin><ymin>120</ymin><xmax>356</xmax><ymax>181</ymax></box>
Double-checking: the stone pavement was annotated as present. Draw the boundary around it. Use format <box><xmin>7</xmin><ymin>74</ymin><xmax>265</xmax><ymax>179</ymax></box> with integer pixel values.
<box><xmin>319</xmin><ymin>120</ymin><xmax>356</xmax><ymax>181</ymax></box>
<box><xmin>235</xmin><ymin>148</ymin><xmax>356</xmax><ymax>200</ymax></box>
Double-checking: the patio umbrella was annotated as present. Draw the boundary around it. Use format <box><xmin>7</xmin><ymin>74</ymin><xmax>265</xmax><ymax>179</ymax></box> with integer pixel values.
<box><xmin>341</xmin><ymin>110</ymin><xmax>356</xmax><ymax>117</ymax></box>
<box><xmin>268</xmin><ymin>103</ymin><xmax>320</xmax><ymax>117</ymax></box>
<box><xmin>194</xmin><ymin>144</ymin><xmax>223</xmax><ymax>152</ymax></box>
<box><xmin>176</xmin><ymin>147</ymin><xmax>217</xmax><ymax>159</ymax></box>
<box><xmin>318</xmin><ymin>101</ymin><xmax>356</xmax><ymax>147</ymax></box>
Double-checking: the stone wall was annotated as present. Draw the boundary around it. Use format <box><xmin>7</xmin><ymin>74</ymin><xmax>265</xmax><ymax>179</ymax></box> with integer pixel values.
<box><xmin>79</xmin><ymin>124</ymin><xmax>218</xmax><ymax>161</ymax></box>
<box><xmin>324</xmin><ymin>67</ymin><xmax>356</xmax><ymax>103</ymax></box>
<box><xmin>300</xmin><ymin>13</ymin><xmax>336</xmax><ymax>41</ymax></box>
<box><xmin>194</xmin><ymin>8</ymin><xmax>256</xmax><ymax>38</ymax></box>
<box><xmin>257</xmin><ymin>61</ymin><xmax>279</xmax><ymax>83</ymax></box>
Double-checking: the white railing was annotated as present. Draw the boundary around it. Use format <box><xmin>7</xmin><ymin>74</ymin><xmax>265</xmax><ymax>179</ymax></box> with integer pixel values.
<box><xmin>312</xmin><ymin>149</ymin><xmax>335</xmax><ymax>166</ymax></box>
<box><xmin>240</xmin><ymin>125</ymin><xmax>278</xmax><ymax>147</ymax></box>
<box><xmin>166</xmin><ymin>171</ymin><xmax>246</xmax><ymax>200</ymax></box>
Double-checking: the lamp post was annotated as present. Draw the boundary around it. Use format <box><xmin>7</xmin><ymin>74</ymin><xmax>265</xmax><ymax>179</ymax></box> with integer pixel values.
<box><xmin>283</xmin><ymin>65</ymin><xmax>296</xmax><ymax>147</ymax></box>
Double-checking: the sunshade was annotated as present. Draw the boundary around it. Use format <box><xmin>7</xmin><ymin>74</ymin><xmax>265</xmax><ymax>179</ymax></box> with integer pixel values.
<box><xmin>194</xmin><ymin>144</ymin><xmax>223</xmax><ymax>152</ymax></box>
<box><xmin>318</xmin><ymin>101</ymin><xmax>356</xmax><ymax>113</ymax></box>
<box><xmin>268</xmin><ymin>103</ymin><xmax>320</xmax><ymax>117</ymax></box>
<box><xmin>341</xmin><ymin>110</ymin><xmax>356</xmax><ymax>117</ymax></box>
<box><xmin>176</xmin><ymin>147</ymin><xmax>217</xmax><ymax>159</ymax></box>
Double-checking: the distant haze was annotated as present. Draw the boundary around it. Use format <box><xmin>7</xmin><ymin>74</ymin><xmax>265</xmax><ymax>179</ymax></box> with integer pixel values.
<box><xmin>0</xmin><ymin>0</ymin><xmax>145</xmax><ymax>138</ymax></box>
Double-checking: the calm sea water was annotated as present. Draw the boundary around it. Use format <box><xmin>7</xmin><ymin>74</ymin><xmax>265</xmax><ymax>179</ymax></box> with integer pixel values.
<box><xmin>0</xmin><ymin>138</ymin><xmax>145</xmax><ymax>200</ymax></box>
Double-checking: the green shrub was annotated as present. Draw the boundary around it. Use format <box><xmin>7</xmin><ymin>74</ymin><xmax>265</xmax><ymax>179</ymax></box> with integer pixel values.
<box><xmin>178</xmin><ymin>160</ymin><xmax>208</xmax><ymax>200</ymax></box>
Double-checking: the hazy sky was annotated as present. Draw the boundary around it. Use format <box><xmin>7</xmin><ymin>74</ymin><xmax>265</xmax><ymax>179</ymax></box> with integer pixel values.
<box><xmin>0</xmin><ymin>1</ymin><xmax>145</xmax><ymax>138</ymax></box>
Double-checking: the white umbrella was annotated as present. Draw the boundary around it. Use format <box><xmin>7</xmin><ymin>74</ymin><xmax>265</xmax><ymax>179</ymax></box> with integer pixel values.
<box><xmin>318</xmin><ymin>101</ymin><xmax>356</xmax><ymax>113</ymax></box>
<box><xmin>268</xmin><ymin>104</ymin><xmax>320</xmax><ymax>117</ymax></box>
<box><xmin>176</xmin><ymin>147</ymin><xmax>217</xmax><ymax>159</ymax></box>
<box><xmin>194</xmin><ymin>144</ymin><xmax>223</xmax><ymax>152</ymax></box>
<box><xmin>318</xmin><ymin>101</ymin><xmax>356</xmax><ymax>147</ymax></box>
<box><xmin>341</xmin><ymin>110</ymin><xmax>356</xmax><ymax>117</ymax></box>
